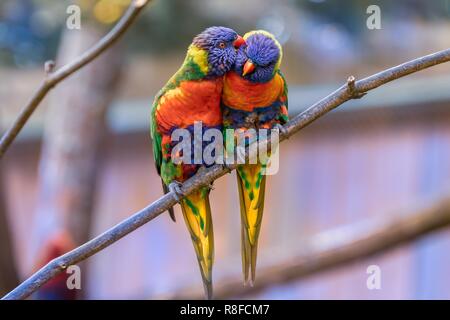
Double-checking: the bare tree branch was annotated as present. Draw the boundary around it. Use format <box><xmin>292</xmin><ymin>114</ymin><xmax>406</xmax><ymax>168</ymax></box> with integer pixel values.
<box><xmin>2</xmin><ymin>48</ymin><xmax>450</xmax><ymax>300</ymax></box>
<box><xmin>164</xmin><ymin>195</ymin><xmax>450</xmax><ymax>299</ymax></box>
<box><xmin>0</xmin><ymin>0</ymin><xmax>151</xmax><ymax>158</ymax></box>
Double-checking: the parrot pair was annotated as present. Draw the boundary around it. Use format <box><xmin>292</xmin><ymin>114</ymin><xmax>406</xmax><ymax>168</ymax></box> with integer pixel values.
<box><xmin>150</xmin><ymin>27</ymin><xmax>287</xmax><ymax>299</ymax></box>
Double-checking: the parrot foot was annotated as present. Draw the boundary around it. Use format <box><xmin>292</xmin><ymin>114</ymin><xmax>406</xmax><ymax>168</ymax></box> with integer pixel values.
<box><xmin>168</xmin><ymin>181</ymin><xmax>183</xmax><ymax>202</ymax></box>
<box><xmin>273</xmin><ymin>123</ymin><xmax>288</xmax><ymax>137</ymax></box>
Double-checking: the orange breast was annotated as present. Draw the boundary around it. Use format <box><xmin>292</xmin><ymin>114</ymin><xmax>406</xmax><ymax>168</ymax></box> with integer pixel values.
<box><xmin>155</xmin><ymin>78</ymin><xmax>223</xmax><ymax>133</ymax></box>
<box><xmin>222</xmin><ymin>71</ymin><xmax>284</xmax><ymax>112</ymax></box>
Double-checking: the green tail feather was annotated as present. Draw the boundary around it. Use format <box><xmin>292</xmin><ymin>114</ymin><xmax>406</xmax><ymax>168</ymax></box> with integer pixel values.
<box><xmin>180</xmin><ymin>188</ymin><xmax>214</xmax><ymax>299</ymax></box>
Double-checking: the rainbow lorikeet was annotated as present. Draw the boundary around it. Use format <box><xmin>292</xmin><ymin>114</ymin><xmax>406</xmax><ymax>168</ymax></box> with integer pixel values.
<box><xmin>150</xmin><ymin>26</ymin><xmax>245</xmax><ymax>299</ymax></box>
<box><xmin>221</xmin><ymin>30</ymin><xmax>288</xmax><ymax>285</ymax></box>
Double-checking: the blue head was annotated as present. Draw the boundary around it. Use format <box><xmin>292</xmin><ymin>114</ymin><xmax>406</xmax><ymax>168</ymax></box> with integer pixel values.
<box><xmin>191</xmin><ymin>26</ymin><xmax>245</xmax><ymax>77</ymax></box>
<box><xmin>234</xmin><ymin>30</ymin><xmax>283</xmax><ymax>83</ymax></box>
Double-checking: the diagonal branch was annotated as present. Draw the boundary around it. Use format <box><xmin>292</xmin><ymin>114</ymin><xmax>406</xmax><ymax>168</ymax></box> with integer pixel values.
<box><xmin>2</xmin><ymin>48</ymin><xmax>450</xmax><ymax>300</ymax></box>
<box><xmin>164</xmin><ymin>194</ymin><xmax>450</xmax><ymax>299</ymax></box>
<box><xmin>0</xmin><ymin>0</ymin><xmax>151</xmax><ymax>158</ymax></box>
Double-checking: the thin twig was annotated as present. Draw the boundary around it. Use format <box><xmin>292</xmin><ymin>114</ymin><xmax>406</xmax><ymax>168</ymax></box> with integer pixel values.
<box><xmin>0</xmin><ymin>0</ymin><xmax>151</xmax><ymax>158</ymax></box>
<box><xmin>2</xmin><ymin>48</ymin><xmax>450</xmax><ymax>300</ymax></box>
<box><xmin>165</xmin><ymin>195</ymin><xmax>450</xmax><ymax>299</ymax></box>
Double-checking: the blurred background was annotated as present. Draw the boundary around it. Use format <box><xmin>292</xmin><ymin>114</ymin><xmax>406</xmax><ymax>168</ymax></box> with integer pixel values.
<box><xmin>1</xmin><ymin>0</ymin><xmax>450</xmax><ymax>299</ymax></box>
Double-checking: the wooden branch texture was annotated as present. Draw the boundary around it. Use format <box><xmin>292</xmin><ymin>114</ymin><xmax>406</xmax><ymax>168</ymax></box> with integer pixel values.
<box><xmin>0</xmin><ymin>0</ymin><xmax>151</xmax><ymax>158</ymax></box>
<box><xmin>2</xmin><ymin>47</ymin><xmax>450</xmax><ymax>300</ymax></box>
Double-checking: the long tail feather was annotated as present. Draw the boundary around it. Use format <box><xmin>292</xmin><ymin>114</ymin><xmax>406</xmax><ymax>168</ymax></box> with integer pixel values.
<box><xmin>236</xmin><ymin>164</ymin><xmax>266</xmax><ymax>285</ymax></box>
<box><xmin>162</xmin><ymin>179</ymin><xmax>176</xmax><ymax>222</ymax></box>
<box><xmin>180</xmin><ymin>187</ymin><xmax>214</xmax><ymax>299</ymax></box>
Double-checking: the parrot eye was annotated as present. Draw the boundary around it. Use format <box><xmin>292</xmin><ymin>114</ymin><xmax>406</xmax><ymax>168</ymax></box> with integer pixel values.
<box><xmin>218</xmin><ymin>42</ymin><xmax>226</xmax><ymax>49</ymax></box>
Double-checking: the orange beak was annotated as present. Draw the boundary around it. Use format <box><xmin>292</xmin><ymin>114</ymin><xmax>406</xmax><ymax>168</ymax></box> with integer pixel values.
<box><xmin>242</xmin><ymin>60</ymin><xmax>256</xmax><ymax>76</ymax></box>
<box><xmin>233</xmin><ymin>35</ymin><xmax>246</xmax><ymax>48</ymax></box>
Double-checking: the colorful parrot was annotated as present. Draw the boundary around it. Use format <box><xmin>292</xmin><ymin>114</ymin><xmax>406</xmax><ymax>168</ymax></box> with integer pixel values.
<box><xmin>221</xmin><ymin>30</ymin><xmax>288</xmax><ymax>285</ymax></box>
<box><xmin>150</xmin><ymin>26</ymin><xmax>245</xmax><ymax>299</ymax></box>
